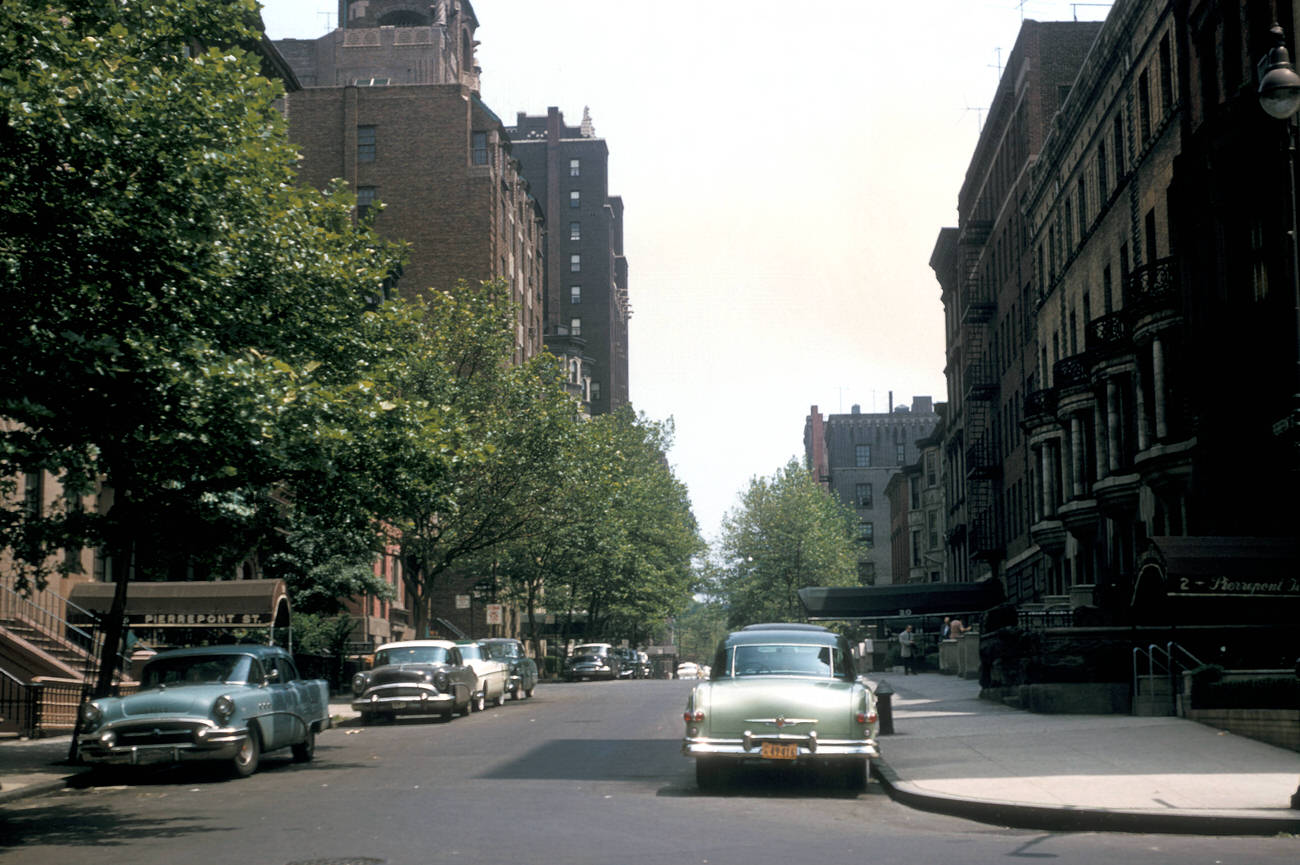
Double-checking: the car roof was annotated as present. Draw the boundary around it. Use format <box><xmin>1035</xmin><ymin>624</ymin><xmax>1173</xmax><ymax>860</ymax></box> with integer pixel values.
<box><xmin>375</xmin><ymin>640</ymin><xmax>457</xmax><ymax>651</ymax></box>
<box><xmin>724</xmin><ymin>626</ymin><xmax>841</xmax><ymax>647</ymax></box>
<box><xmin>741</xmin><ymin>623</ymin><xmax>831</xmax><ymax>632</ymax></box>
<box><xmin>149</xmin><ymin>644</ymin><xmax>287</xmax><ymax>660</ymax></box>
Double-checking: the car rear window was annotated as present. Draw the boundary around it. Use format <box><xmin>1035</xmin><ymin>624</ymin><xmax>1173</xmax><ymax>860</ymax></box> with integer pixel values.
<box><xmin>715</xmin><ymin>643</ymin><xmax>854</xmax><ymax>680</ymax></box>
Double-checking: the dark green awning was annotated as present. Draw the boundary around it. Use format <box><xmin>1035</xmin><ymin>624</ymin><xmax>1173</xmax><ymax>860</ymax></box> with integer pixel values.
<box><xmin>798</xmin><ymin>581</ymin><xmax>1004</xmax><ymax>621</ymax></box>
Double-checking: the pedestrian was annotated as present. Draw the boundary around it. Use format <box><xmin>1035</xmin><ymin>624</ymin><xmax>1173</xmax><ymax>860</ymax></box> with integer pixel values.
<box><xmin>941</xmin><ymin>617</ymin><xmax>951</xmax><ymax>640</ymax></box>
<box><xmin>898</xmin><ymin>624</ymin><xmax>916</xmax><ymax>675</ymax></box>
<box><xmin>949</xmin><ymin>618</ymin><xmax>967</xmax><ymax>638</ymax></box>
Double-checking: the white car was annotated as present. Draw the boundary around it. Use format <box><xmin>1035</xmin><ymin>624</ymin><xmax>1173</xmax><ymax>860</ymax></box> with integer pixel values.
<box><xmin>455</xmin><ymin>640</ymin><xmax>511</xmax><ymax>709</ymax></box>
<box><xmin>676</xmin><ymin>661</ymin><xmax>701</xmax><ymax>680</ymax></box>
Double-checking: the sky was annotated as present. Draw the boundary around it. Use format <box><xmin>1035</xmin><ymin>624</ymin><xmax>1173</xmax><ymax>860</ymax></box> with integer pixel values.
<box><xmin>258</xmin><ymin>0</ymin><xmax>1113</xmax><ymax>543</ymax></box>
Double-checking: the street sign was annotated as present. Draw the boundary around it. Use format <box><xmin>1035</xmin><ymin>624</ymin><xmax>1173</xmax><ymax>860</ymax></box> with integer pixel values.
<box><xmin>456</xmin><ymin>594</ymin><xmax>471</xmax><ymax>610</ymax></box>
<box><xmin>485</xmin><ymin>604</ymin><xmax>503</xmax><ymax>625</ymax></box>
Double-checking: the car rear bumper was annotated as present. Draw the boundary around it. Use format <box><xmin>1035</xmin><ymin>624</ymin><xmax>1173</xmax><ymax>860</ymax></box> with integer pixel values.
<box><xmin>682</xmin><ymin>736</ymin><xmax>880</xmax><ymax>760</ymax></box>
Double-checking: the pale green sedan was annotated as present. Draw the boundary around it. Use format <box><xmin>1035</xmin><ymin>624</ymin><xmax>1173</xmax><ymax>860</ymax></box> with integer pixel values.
<box><xmin>681</xmin><ymin>623</ymin><xmax>880</xmax><ymax>791</ymax></box>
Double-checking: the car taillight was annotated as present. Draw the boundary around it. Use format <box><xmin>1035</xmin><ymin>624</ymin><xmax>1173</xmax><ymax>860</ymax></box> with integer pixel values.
<box><xmin>683</xmin><ymin>710</ymin><xmax>704</xmax><ymax>723</ymax></box>
<box><xmin>856</xmin><ymin>711</ymin><xmax>877</xmax><ymax>724</ymax></box>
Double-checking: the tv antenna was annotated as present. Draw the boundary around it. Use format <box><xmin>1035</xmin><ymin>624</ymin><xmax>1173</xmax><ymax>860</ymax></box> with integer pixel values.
<box><xmin>317</xmin><ymin>10</ymin><xmax>335</xmax><ymax>33</ymax></box>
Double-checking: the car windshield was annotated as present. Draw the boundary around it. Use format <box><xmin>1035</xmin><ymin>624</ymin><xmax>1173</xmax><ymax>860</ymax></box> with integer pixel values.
<box><xmin>459</xmin><ymin>644</ymin><xmax>483</xmax><ymax>661</ymax></box>
<box><xmin>574</xmin><ymin>645</ymin><xmax>606</xmax><ymax>655</ymax></box>
<box><xmin>142</xmin><ymin>654</ymin><xmax>253</xmax><ymax>688</ymax></box>
<box><xmin>727</xmin><ymin>643</ymin><xmax>844</xmax><ymax>678</ymax></box>
<box><xmin>376</xmin><ymin>646</ymin><xmax>449</xmax><ymax>666</ymax></box>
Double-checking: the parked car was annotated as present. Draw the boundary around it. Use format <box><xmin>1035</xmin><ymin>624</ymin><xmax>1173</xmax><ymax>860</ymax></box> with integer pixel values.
<box><xmin>352</xmin><ymin>640</ymin><xmax>475</xmax><ymax>723</ymax></box>
<box><xmin>675</xmin><ymin>661</ymin><xmax>701</xmax><ymax>680</ymax></box>
<box><xmin>455</xmin><ymin>639</ymin><xmax>510</xmax><ymax>708</ymax></box>
<box><xmin>77</xmin><ymin>644</ymin><xmax>330</xmax><ymax>779</ymax></box>
<box><xmin>481</xmin><ymin>637</ymin><xmax>538</xmax><ymax>699</ymax></box>
<box><xmin>681</xmin><ymin>623</ymin><xmax>880</xmax><ymax>792</ymax></box>
<box><xmin>636</xmin><ymin>651</ymin><xmax>653</xmax><ymax>679</ymax></box>
<box><xmin>564</xmin><ymin>643</ymin><xmax>622</xmax><ymax>681</ymax></box>
<box><xmin>613</xmin><ymin>646</ymin><xmax>639</xmax><ymax>679</ymax></box>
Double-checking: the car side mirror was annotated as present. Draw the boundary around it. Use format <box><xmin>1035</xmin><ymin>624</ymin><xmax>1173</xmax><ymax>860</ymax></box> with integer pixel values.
<box><xmin>265</xmin><ymin>668</ymin><xmax>280</xmax><ymax>685</ymax></box>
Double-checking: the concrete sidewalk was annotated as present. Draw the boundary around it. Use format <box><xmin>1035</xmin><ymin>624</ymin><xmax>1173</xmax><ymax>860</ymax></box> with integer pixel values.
<box><xmin>870</xmin><ymin>672</ymin><xmax>1300</xmax><ymax>835</ymax></box>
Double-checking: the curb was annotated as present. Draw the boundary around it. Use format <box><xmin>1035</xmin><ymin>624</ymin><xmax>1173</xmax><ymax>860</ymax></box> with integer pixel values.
<box><xmin>872</xmin><ymin>759</ymin><xmax>1300</xmax><ymax>836</ymax></box>
<box><xmin>0</xmin><ymin>775</ymin><xmax>81</xmax><ymax>806</ymax></box>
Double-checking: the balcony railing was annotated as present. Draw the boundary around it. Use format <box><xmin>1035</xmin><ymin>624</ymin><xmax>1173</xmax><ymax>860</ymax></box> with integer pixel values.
<box><xmin>1053</xmin><ymin>353</ymin><xmax>1091</xmax><ymax>390</ymax></box>
<box><xmin>1088</xmin><ymin>310</ymin><xmax>1129</xmax><ymax>351</ymax></box>
<box><xmin>1024</xmin><ymin>387</ymin><xmax>1058</xmax><ymax>422</ymax></box>
<box><xmin>1125</xmin><ymin>257</ymin><xmax>1179</xmax><ymax>311</ymax></box>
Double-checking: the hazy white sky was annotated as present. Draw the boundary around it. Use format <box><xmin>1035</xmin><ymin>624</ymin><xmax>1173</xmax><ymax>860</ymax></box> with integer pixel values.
<box><xmin>259</xmin><ymin>0</ymin><xmax>1111</xmax><ymax>542</ymax></box>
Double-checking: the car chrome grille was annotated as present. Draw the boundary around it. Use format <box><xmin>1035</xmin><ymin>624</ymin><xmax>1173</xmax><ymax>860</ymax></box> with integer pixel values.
<box><xmin>115</xmin><ymin>724</ymin><xmax>199</xmax><ymax>746</ymax></box>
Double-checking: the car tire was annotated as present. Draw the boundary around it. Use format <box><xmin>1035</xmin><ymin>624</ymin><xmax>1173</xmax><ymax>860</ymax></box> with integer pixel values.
<box><xmin>439</xmin><ymin>709</ymin><xmax>454</xmax><ymax>722</ymax></box>
<box><xmin>291</xmin><ymin>726</ymin><xmax>315</xmax><ymax>763</ymax></box>
<box><xmin>471</xmin><ymin>689</ymin><xmax>486</xmax><ymax>713</ymax></box>
<box><xmin>232</xmin><ymin>725</ymin><xmax>262</xmax><ymax>778</ymax></box>
<box><xmin>494</xmin><ymin>686</ymin><xmax>507</xmax><ymax>707</ymax></box>
<box><xmin>524</xmin><ymin>684</ymin><xmax>535</xmax><ymax>698</ymax></box>
<box><xmin>695</xmin><ymin>757</ymin><xmax>730</xmax><ymax>792</ymax></box>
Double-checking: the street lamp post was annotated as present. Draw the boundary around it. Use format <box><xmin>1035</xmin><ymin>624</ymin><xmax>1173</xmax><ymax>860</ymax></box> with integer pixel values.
<box><xmin>1256</xmin><ymin>23</ymin><xmax>1300</xmax><ymax>809</ymax></box>
<box><xmin>1258</xmin><ymin>23</ymin><xmax>1300</xmax><ymax>449</ymax></box>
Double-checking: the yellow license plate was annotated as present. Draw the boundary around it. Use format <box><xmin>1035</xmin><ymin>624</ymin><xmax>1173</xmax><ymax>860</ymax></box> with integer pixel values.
<box><xmin>391</xmin><ymin>702</ymin><xmax>405</xmax><ymax>710</ymax></box>
<box><xmin>760</xmin><ymin>742</ymin><xmax>798</xmax><ymax>760</ymax></box>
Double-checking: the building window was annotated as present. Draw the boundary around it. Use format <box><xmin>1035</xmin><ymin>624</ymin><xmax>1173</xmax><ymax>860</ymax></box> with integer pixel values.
<box><xmin>569</xmin><ymin>158</ymin><xmax>580</xmax><ymax>177</ymax></box>
<box><xmin>472</xmin><ymin>131</ymin><xmax>489</xmax><ymax>165</ymax></box>
<box><xmin>895</xmin><ymin>443</ymin><xmax>906</xmax><ymax>465</ymax></box>
<box><xmin>858</xmin><ymin>521</ymin><xmax>874</xmax><ymax>548</ymax></box>
<box><xmin>24</xmin><ymin>472</ymin><xmax>43</xmax><ymax>517</ymax></box>
<box><xmin>570</xmin><ymin>190</ymin><xmax>580</xmax><ymax>208</ymax></box>
<box><xmin>569</xmin><ymin>221</ymin><xmax>581</xmax><ymax>241</ymax></box>
<box><xmin>357</xmin><ymin>125</ymin><xmax>376</xmax><ymax>162</ymax></box>
<box><xmin>911</xmin><ymin>530</ymin><xmax>923</xmax><ymax>567</ymax></box>
<box><xmin>855</xmin><ymin>483</ymin><xmax>873</xmax><ymax>509</ymax></box>
<box><xmin>926</xmin><ymin>452</ymin><xmax>937</xmax><ymax>486</ymax></box>
<box><xmin>570</xmin><ymin>285</ymin><xmax>582</xmax><ymax>304</ymax></box>
<box><xmin>1112</xmin><ymin>115</ymin><xmax>1125</xmax><ymax>179</ymax></box>
<box><xmin>1098</xmin><ymin>141</ymin><xmax>1108</xmax><ymax>201</ymax></box>
<box><xmin>1138</xmin><ymin>68</ymin><xmax>1151</xmax><ymax>142</ymax></box>
<box><xmin>928</xmin><ymin>512</ymin><xmax>939</xmax><ymax>550</ymax></box>
<box><xmin>855</xmin><ymin>444</ymin><xmax>871</xmax><ymax>467</ymax></box>
<box><xmin>591</xmin><ymin>381</ymin><xmax>601</xmax><ymax>402</ymax></box>
<box><xmin>1159</xmin><ymin>34</ymin><xmax>1173</xmax><ymax>116</ymax></box>
<box><xmin>570</xmin><ymin>317</ymin><xmax>582</xmax><ymax>336</ymax></box>
<box><xmin>858</xmin><ymin>561</ymin><xmax>876</xmax><ymax>586</ymax></box>
<box><xmin>570</xmin><ymin>253</ymin><xmax>581</xmax><ymax>272</ymax></box>
<box><xmin>356</xmin><ymin>186</ymin><xmax>376</xmax><ymax>222</ymax></box>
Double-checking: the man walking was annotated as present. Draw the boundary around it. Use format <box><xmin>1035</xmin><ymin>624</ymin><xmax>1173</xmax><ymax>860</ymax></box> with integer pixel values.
<box><xmin>898</xmin><ymin>624</ymin><xmax>917</xmax><ymax>675</ymax></box>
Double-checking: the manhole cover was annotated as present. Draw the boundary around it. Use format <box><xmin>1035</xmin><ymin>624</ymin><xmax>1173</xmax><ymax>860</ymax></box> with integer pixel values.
<box><xmin>286</xmin><ymin>859</ymin><xmax>385</xmax><ymax>865</ymax></box>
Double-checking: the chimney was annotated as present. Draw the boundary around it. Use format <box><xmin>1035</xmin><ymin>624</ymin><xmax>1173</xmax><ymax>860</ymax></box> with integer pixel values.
<box><xmin>888</xmin><ymin>391</ymin><xmax>894</xmax><ymax>413</ymax></box>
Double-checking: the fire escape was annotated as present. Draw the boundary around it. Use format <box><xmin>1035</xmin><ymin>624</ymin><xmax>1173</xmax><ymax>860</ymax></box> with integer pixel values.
<box><xmin>959</xmin><ymin>220</ymin><xmax>1001</xmax><ymax>570</ymax></box>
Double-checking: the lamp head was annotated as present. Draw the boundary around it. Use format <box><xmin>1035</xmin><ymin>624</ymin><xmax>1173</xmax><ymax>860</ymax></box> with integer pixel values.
<box><xmin>1259</xmin><ymin>25</ymin><xmax>1300</xmax><ymax>119</ymax></box>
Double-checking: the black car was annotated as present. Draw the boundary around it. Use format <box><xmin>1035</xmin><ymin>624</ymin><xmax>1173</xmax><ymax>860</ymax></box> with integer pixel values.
<box><xmin>564</xmin><ymin>643</ymin><xmax>622</xmax><ymax>681</ymax></box>
<box><xmin>351</xmin><ymin>640</ymin><xmax>476</xmax><ymax>723</ymax></box>
<box><xmin>481</xmin><ymin>637</ymin><xmax>540</xmax><ymax>699</ymax></box>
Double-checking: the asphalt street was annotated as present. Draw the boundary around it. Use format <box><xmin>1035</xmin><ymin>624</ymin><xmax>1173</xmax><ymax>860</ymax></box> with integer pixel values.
<box><xmin>1</xmin><ymin>679</ymin><xmax>1296</xmax><ymax>865</ymax></box>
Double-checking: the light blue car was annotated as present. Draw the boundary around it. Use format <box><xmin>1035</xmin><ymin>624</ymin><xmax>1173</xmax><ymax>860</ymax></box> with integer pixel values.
<box><xmin>77</xmin><ymin>644</ymin><xmax>331</xmax><ymax>778</ymax></box>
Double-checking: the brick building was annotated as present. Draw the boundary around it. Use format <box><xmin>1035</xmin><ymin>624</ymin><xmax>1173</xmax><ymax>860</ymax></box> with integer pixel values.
<box><xmin>275</xmin><ymin>0</ymin><xmax>545</xmax><ymax>366</ymax></box>
<box><xmin>508</xmin><ymin>107</ymin><xmax>631</xmax><ymax>416</ymax></box>
<box><xmin>804</xmin><ymin>397</ymin><xmax>939</xmax><ymax>586</ymax></box>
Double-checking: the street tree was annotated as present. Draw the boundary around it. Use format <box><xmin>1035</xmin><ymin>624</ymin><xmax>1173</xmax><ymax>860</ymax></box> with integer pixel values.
<box><xmin>716</xmin><ymin>458</ymin><xmax>858</xmax><ymax>627</ymax></box>
<box><xmin>371</xmin><ymin>281</ymin><xmax>580</xmax><ymax>638</ymax></box>
<box><xmin>0</xmin><ymin>0</ymin><xmax>404</xmax><ymax>693</ymax></box>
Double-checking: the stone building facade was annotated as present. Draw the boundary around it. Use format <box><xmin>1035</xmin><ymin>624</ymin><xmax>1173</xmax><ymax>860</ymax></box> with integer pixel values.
<box><xmin>804</xmin><ymin>398</ymin><xmax>939</xmax><ymax>585</ymax></box>
<box><xmin>508</xmin><ymin>107</ymin><xmax>631</xmax><ymax>416</ymax></box>
<box><xmin>934</xmin><ymin>0</ymin><xmax>1300</xmax><ymax>637</ymax></box>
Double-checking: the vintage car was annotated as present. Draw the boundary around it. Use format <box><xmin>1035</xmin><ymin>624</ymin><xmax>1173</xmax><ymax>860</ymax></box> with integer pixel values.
<box><xmin>613</xmin><ymin>646</ymin><xmax>639</xmax><ymax>679</ymax></box>
<box><xmin>675</xmin><ymin>661</ymin><xmax>701</xmax><ymax>680</ymax></box>
<box><xmin>681</xmin><ymin>623</ymin><xmax>880</xmax><ymax>792</ymax></box>
<box><xmin>454</xmin><ymin>639</ymin><xmax>510</xmax><ymax>708</ymax></box>
<box><xmin>636</xmin><ymin>651</ymin><xmax>653</xmax><ymax>679</ymax></box>
<box><xmin>481</xmin><ymin>637</ymin><xmax>538</xmax><ymax>699</ymax></box>
<box><xmin>77</xmin><ymin>644</ymin><xmax>330</xmax><ymax>778</ymax></box>
<box><xmin>352</xmin><ymin>640</ymin><xmax>476</xmax><ymax>723</ymax></box>
<box><xmin>564</xmin><ymin>642</ymin><xmax>622</xmax><ymax>681</ymax></box>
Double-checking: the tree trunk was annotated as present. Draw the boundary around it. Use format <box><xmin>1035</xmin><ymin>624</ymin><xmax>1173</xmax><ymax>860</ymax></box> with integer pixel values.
<box><xmin>93</xmin><ymin>504</ymin><xmax>133</xmax><ymax>699</ymax></box>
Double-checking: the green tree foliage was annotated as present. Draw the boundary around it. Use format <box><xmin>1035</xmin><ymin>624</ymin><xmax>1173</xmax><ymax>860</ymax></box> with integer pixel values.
<box><xmin>368</xmin><ymin>281</ymin><xmax>582</xmax><ymax>637</ymax></box>
<box><xmin>672</xmin><ymin>597</ymin><xmax>730</xmax><ymax>666</ymax></box>
<box><xmin>0</xmin><ymin>0</ymin><xmax>403</xmax><ymax>691</ymax></box>
<box><xmin>491</xmin><ymin>408</ymin><xmax>702</xmax><ymax>651</ymax></box>
<box><xmin>715</xmin><ymin>458</ymin><xmax>858</xmax><ymax>627</ymax></box>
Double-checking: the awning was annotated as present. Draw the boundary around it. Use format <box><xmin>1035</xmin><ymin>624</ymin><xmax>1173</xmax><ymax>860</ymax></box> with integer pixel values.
<box><xmin>1135</xmin><ymin>536</ymin><xmax>1300</xmax><ymax>602</ymax></box>
<box><xmin>798</xmin><ymin>580</ymin><xmax>1004</xmax><ymax>621</ymax></box>
<box><xmin>68</xmin><ymin>579</ymin><xmax>291</xmax><ymax>629</ymax></box>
